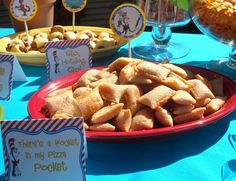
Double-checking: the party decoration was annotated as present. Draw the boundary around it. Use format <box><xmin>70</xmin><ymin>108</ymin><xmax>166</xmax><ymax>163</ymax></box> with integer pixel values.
<box><xmin>9</xmin><ymin>0</ymin><xmax>38</xmax><ymax>43</ymax></box>
<box><xmin>9</xmin><ymin>0</ymin><xmax>37</xmax><ymax>22</ymax></box>
<box><xmin>62</xmin><ymin>0</ymin><xmax>87</xmax><ymax>30</ymax></box>
<box><xmin>110</xmin><ymin>3</ymin><xmax>146</xmax><ymax>57</ymax></box>
<box><xmin>62</xmin><ymin>0</ymin><xmax>87</xmax><ymax>12</ymax></box>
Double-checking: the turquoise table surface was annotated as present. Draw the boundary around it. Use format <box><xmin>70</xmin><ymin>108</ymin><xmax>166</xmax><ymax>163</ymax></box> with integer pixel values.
<box><xmin>0</xmin><ymin>28</ymin><xmax>236</xmax><ymax>181</ymax></box>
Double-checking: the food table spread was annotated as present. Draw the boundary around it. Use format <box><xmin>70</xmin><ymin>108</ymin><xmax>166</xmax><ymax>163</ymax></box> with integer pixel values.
<box><xmin>0</xmin><ymin>28</ymin><xmax>236</xmax><ymax>181</ymax></box>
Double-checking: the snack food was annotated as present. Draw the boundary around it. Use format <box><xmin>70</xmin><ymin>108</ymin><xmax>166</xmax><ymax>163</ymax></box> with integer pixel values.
<box><xmin>192</xmin><ymin>0</ymin><xmax>236</xmax><ymax>43</ymax></box>
<box><xmin>5</xmin><ymin>25</ymin><xmax>120</xmax><ymax>53</ymax></box>
<box><xmin>42</xmin><ymin>57</ymin><xmax>227</xmax><ymax>132</ymax></box>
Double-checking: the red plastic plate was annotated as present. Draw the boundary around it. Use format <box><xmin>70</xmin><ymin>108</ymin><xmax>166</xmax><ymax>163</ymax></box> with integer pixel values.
<box><xmin>28</xmin><ymin>64</ymin><xmax>236</xmax><ymax>142</ymax></box>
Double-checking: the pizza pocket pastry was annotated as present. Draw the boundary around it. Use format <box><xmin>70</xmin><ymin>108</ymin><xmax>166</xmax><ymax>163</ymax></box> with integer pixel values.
<box><xmin>130</xmin><ymin>108</ymin><xmax>154</xmax><ymax>131</ymax></box>
<box><xmin>130</xmin><ymin>71</ymin><xmax>153</xmax><ymax>85</ymax></box>
<box><xmin>74</xmin><ymin>88</ymin><xmax>104</xmax><ymax>120</ymax></box>
<box><xmin>119</xmin><ymin>62</ymin><xmax>152</xmax><ymax>85</ymax></box>
<box><xmin>89</xmin><ymin>71</ymin><xmax>118</xmax><ymax>88</ymax></box>
<box><xmin>160</xmin><ymin>63</ymin><xmax>188</xmax><ymax>78</ymax></box>
<box><xmin>194</xmin><ymin>74</ymin><xmax>212</xmax><ymax>90</ymax></box>
<box><xmin>119</xmin><ymin>62</ymin><xmax>136</xmax><ymax>84</ymax></box>
<box><xmin>75</xmin><ymin>69</ymin><xmax>101</xmax><ymax>87</ymax></box>
<box><xmin>136</xmin><ymin>61</ymin><xmax>170</xmax><ymax>82</ymax></box>
<box><xmin>194</xmin><ymin>98</ymin><xmax>211</xmax><ymax>108</ymax></box>
<box><xmin>205</xmin><ymin>96</ymin><xmax>226</xmax><ymax>115</ymax></box>
<box><xmin>52</xmin><ymin>95</ymin><xmax>78</xmax><ymax>117</ymax></box>
<box><xmin>155</xmin><ymin>106</ymin><xmax>173</xmax><ymax>127</ymax></box>
<box><xmin>108</xmin><ymin>57</ymin><xmax>142</xmax><ymax>72</ymax></box>
<box><xmin>172</xmin><ymin>90</ymin><xmax>196</xmax><ymax>105</ymax></box>
<box><xmin>95</xmin><ymin>68</ymin><xmax>111</xmax><ymax>79</ymax></box>
<box><xmin>163</xmin><ymin>77</ymin><xmax>189</xmax><ymax>90</ymax></box>
<box><xmin>44</xmin><ymin>87</ymin><xmax>73</xmax><ymax>117</ymax></box>
<box><xmin>173</xmin><ymin>107</ymin><xmax>206</xmax><ymax>124</ymax></box>
<box><xmin>138</xmin><ymin>85</ymin><xmax>176</xmax><ymax>109</ymax></box>
<box><xmin>188</xmin><ymin>79</ymin><xmax>215</xmax><ymax>100</ymax></box>
<box><xmin>114</xmin><ymin>109</ymin><xmax>132</xmax><ymax>132</ymax></box>
<box><xmin>89</xmin><ymin>123</ymin><xmax>116</xmax><ymax>132</ymax></box>
<box><xmin>73</xmin><ymin>87</ymin><xmax>92</xmax><ymax>98</ymax></box>
<box><xmin>91</xmin><ymin>103</ymin><xmax>124</xmax><ymax>124</ymax></box>
<box><xmin>99</xmin><ymin>83</ymin><xmax>136</xmax><ymax>103</ymax></box>
<box><xmin>43</xmin><ymin>57</ymin><xmax>227</xmax><ymax>133</ymax></box>
<box><xmin>173</xmin><ymin>104</ymin><xmax>195</xmax><ymax>115</ymax></box>
<box><xmin>124</xmin><ymin>85</ymin><xmax>144</xmax><ymax>115</ymax></box>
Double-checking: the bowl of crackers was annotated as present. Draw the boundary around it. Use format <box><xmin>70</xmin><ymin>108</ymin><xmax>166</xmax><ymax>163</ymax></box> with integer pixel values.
<box><xmin>190</xmin><ymin>0</ymin><xmax>236</xmax><ymax>45</ymax></box>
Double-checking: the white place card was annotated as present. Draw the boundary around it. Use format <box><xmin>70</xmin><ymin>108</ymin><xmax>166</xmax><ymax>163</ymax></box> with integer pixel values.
<box><xmin>45</xmin><ymin>39</ymin><xmax>92</xmax><ymax>81</ymax></box>
<box><xmin>1</xmin><ymin>117</ymin><xmax>86</xmax><ymax>181</ymax></box>
<box><xmin>0</xmin><ymin>54</ymin><xmax>27</xmax><ymax>100</ymax></box>
<box><xmin>0</xmin><ymin>54</ymin><xmax>14</xmax><ymax>100</ymax></box>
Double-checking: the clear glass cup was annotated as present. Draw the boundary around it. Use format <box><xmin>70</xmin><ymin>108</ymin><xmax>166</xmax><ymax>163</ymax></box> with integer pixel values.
<box><xmin>134</xmin><ymin>0</ymin><xmax>191</xmax><ymax>61</ymax></box>
<box><xmin>190</xmin><ymin>0</ymin><xmax>236</xmax><ymax>80</ymax></box>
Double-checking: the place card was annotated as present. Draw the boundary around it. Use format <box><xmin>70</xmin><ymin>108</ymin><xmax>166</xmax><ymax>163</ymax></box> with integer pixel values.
<box><xmin>1</xmin><ymin>117</ymin><xmax>86</xmax><ymax>181</ymax></box>
<box><xmin>45</xmin><ymin>39</ymin><xmax>92</xmax><ymax>81</ymax></box>
<box><xmin>0</xmin><ymin>54</ymin><xmax>27</xmax><ymax>100</ymax></box>
<box><xmin>0</xmin><ymin>54</ymin><xmax>14</xmax><ymax>100</ymax></box>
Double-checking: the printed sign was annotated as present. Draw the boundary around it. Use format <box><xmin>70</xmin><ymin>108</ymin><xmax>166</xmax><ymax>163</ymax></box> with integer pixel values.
<box><xmin>9</xmin><ymin>0</ymin><xmax>37</xmax><ymax>22</ymax></box>
<box><xmin>45</xmin><ymin>39</ymin><xmax>92</xmax><ymax>81</ymax></box>
<box><xmin>62</xmin><ymin>0</ymin><xmax>87</xmax><ymax>12</ymax></box>
<box><xmin>110</xmin><ymin>3</ymin><xmax>146</xmax><ymax>39</ymax></box>
<box><xmin>1</xmin><ymin>117</ymin><xmax>86</xmax><ymax>181</ymax></box>
<box><xmin>0</xmin><ymin>54</ymin><xmax>14</xmax><ymax>100</ymax></box>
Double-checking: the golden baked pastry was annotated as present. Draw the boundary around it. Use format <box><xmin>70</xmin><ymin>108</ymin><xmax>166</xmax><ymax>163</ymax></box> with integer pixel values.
<box><xmin>42</xmin><ymin>57</ymin><xmax>227</xmax><ymax>132</ymax></box>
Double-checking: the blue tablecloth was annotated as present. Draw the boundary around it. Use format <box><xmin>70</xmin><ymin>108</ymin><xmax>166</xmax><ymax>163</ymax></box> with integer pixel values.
<box><xmin>0</xmin><ymin>28</ymin><xmax>236</xmax><ymax>181</ymax></box>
